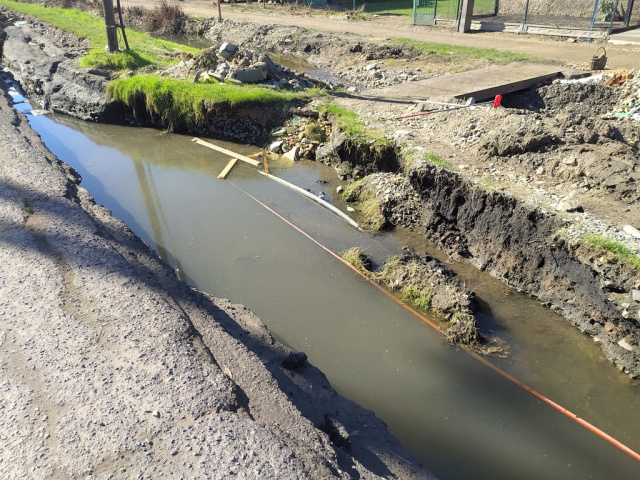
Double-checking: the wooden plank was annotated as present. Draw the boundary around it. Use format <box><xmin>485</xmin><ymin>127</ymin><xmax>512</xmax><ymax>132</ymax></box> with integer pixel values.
<box><xmin>191</xmin><ymin>137</ymin><xmax>261</xmax><ymax>166</ymax></box>
<box><xmin>217</xmin><ymin>158</ymin><xmax>238</xmax><ymax>179</ymax></box>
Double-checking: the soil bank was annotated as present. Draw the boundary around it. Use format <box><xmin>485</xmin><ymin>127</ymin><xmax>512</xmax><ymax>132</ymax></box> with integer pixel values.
<box><xmin>0</xmin><ymin>10</ymin><xmax>434</xmax><ymax>480</ymax></box>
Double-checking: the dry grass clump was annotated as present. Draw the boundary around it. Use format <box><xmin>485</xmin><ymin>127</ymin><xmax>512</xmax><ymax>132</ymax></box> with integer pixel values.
<box><xmin>125</xmin><ymin>0</ymin><xmax>189</xmax><ymax>36</ymax></box>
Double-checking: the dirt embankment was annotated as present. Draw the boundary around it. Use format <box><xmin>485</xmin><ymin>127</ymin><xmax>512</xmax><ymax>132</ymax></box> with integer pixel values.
<box><xmin>0</xmin><ymin>9</ymin><xmax>435</xmax><ymax>480</ymax></box>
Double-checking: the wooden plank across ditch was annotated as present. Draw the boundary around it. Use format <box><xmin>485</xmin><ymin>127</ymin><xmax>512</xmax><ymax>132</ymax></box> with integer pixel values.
<box><xmin>217</xmin><ymin>158</ymin><xmax>238</xmax><ymax>179</ymax></box>
<box><xmin>192</xmin><ymin>137</ymin><xmax>261</xmax><ymax>167</ymax></box>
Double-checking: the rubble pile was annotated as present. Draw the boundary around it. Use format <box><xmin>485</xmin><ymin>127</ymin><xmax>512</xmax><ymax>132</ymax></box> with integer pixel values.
<box><xmin>267</xmin><ymin>114</ymin><xmax>332</xmax><ymax>160</ymax></box>
<box><xmin>603</xmin><ymin>69</ymin><xmax>640</xmax><ymax>121</ymax></box>
<box><xmin>337</xmin><ymin>62</ymin><xmax>425</xmax><ymax>90</ymax></box>
<box><xmin>157</xmin><ymin>42</ymin><xmax>323</xmax><ymax>90</ymax></box>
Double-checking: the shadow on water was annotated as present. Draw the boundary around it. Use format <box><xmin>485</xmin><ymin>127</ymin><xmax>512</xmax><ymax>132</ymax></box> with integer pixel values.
<box><xmin>12</xmin><ymin>94</ymin><xmax>640</xmax><ymax>479</ymax></box>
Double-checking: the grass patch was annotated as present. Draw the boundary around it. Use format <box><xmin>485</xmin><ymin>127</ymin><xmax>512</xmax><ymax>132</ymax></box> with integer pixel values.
<box><xmin>402</xmin><ymin>147</ymin><xmax>451</xmax><ymax>170</ymax></box>
<box><xmin>317</xmin><ymin>102</ymin><xmax>390</xmax><ymax>146</ymax></box>
<box><xmin>355</xmin><ymin>0</ymin><xmax>496</xmax><ymax>17</ymax></box>
<box><xmin>391</xmin><ymin>37</ymin><xmax>533</xmax><ymax>65</ymax></box>
<box><xmin>0</xmin><ymin>0</ymin><xmax>198</xmax><ymax>70</ymax></box>
<box><xmin>341</xmin><ymin>179</ymin><xmax>387</xmax><ymax>232</ymax></box>
<box><xmin>401</xmin><ymin>285</ymin><xmax>434</xmax><ymax>312</ymax></box>
<box><xmin>107</xmin><ymin>76</ymin><xmax>305</xmax><ymax>130</ymax></box>
<box><xmin>583</xmin><ymin>234</ymin><xmax>640</xmax><ymax>270</ymax></box>
<box><xmin>342</xmin><ymin>247</ymin><xmax>373</xmax><ymax>272</ymax></box>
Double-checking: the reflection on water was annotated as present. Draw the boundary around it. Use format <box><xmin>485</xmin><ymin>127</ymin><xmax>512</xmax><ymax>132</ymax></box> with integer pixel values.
<box><xmin>16</xmin><ymin>102</ymin><xmax>640</xmax><ymax>479</ymax></box>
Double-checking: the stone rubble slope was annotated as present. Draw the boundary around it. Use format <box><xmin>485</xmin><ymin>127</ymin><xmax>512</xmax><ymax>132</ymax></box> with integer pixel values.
<box><xmin>0</xmin><ymin>87</ymin><xmax>433</xmax><ymax>478</ymax></box>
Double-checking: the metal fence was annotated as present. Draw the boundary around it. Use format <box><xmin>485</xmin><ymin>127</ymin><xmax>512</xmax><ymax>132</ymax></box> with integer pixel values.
<box><xmin>472</xmin><ymin>0</ymin><xmax>638</xmax><ymax>35</ymax></box>
<box><xmin>411</xmin><ymin>0</ymin><xmax>638</xmax><ymax>35</ymax></box>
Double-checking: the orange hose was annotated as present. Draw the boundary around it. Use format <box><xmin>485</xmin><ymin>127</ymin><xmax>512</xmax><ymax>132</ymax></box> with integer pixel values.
<box><xmin>229</xmin><ymin>180</ymin><xmax>640</xmax><ymax>464</ymax></box>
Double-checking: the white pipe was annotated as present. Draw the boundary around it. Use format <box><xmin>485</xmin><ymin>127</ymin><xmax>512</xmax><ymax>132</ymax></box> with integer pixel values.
<box><xmin>259</xmin><ymin>171</ymin><xmax>362</xmax><ymax>231</ymax></box>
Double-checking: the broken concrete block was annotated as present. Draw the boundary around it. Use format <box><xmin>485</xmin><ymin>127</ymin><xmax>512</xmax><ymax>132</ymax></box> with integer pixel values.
<box><xmin>229</xmin><ymin>64</ymin><xmax>267</xmax><ymax>83</ymax></box>
<box><xmin>270</xmin><ymin>140</ymin><xmax>284</xmax><ymax>153</ymax></box>
<box><xmin>623</xmin><ymin>225</ymin><xmax>640</xmax><ymax>239</ymax></box>
<box><xmin>283</xmin><ymin>146</ymin><xmax>299</xmax><ymax>161</ymax></box>
<box><xmin>218</xmin><ymin>42</ymin><xmax>238</xmax><ymax>59</ymax></box>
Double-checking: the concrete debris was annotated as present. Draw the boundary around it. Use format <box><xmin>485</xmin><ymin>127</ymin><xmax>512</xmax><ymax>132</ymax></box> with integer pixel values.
<box><xmin>602</xmin><ymin>69</ymin><xmax>640</xmax><ymax>121</ymax></box>
<box><xmin>623</xmin><ymin>225</ymin><xmax>640</xmax><ymax>239</ymax></box>
<box><xmin>157</xmin><ymin>43</ymin><xmax>328</xmax><ymax>91</ymax></box>
<box><xmin>267</xmin><ymin>115</ymin><xmax>331</xmax><ymax>160</ymax></box>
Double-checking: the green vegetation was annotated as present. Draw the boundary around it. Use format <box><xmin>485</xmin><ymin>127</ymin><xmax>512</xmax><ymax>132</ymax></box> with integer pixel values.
<box><xmin>342</xmin><ymin>247</ymin><xmax>373</xmax><ymax>272</ymax></box>
<box><xmin>353</xmin><ymin>0</ymin><xmax>497</xmax><ymax>18</ymax></box>
<box><xmin>391</xmin><ymin>37</ymin><xmax>533</xmax><ymax>65</ymax></box>
<box><xmin>317</xmin><ymin>102</ymin><xmax>390</xmax><ymax>146</ymax></box>
<box><xmin>583</xmin><ymin>234</ymin><xmax>640</xmax><ymax>270</ymax></box>
<box><xmin>403</xmin><ymin>147</ymin><xmax>450</xmax><ymax>169</ymax></box>
<box><xmin>24</xmin><ymin>206</ymin><xmax>34</xmax><ymax>214</ymax></box>
<box><xmin>107</xmin><ymin>76</ymin><xmax>304</xmax><ymax>130</ymax></box>
<box><xmin>0</xmin><ymin>0</ymin><xmax>198</xmax><ymax>70</ymax></box>
<box><xmin>305</xmin><ymin>122</ymin><xmax>324</xmax><ymax>142</ymax></box>
<box><xmin>341</xmin><ymin>179</ymin><xmax>387</xmax><ymax>232</ymax></box>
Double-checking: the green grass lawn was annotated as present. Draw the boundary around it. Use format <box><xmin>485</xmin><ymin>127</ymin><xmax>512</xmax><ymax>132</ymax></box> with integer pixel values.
<box><xmin>355</xmin><ymin>0</ymin><xmax>496</xmax><ymax>17</ymax></box>
<box><xmin>0</xmin><ymin>0</ymin><xmax>198</xmax><ymax>70</ymax></box>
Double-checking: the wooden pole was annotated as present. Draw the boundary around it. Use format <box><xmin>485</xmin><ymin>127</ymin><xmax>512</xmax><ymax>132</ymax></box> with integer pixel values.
<box><xmin>115</xmin><ymin>0</ymin><xmax>129</xmax><ymax>50</ymax></box>
<box><xmin>103</xmin><ymin>0</ymin><xmax>119</xmax><ymax>52</ymax></box>
<box><xmin>458</xmin><ymin>0</ymin><xmax>475</xmax><ymax>33</ymax></box>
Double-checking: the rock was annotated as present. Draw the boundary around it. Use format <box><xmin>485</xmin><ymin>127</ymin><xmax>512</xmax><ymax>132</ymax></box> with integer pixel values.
<box><xmin>535</xmin><ymin>166</ymin><xmax>545</xmax><ymax>175</ymax></box>
<box><xmin>218</xmin><ymin>42</ymin><xmax>238</xmax><ymax>59</ymax></box>
<box><xmin>562</xmin><ymin>157</ymin><xmax>578</xmax><ymax>166</ymax></box>
<box><xmin>229</xmin><ymin>65</ymin><xmax>267</xmax><ymax>83</ymax></box>
<box><xmin>556</xmin><ymin>197</ymin><xmax>584</xmax><ymax>213</ymax></box>
<box><xmin>346</xmin><ymin>86</ymin><xmax>358</xmax><ymax>93</ymax></box>
<box><xmin>282</xmin><ymin>146</ymin><xmax>299</xmax><ymax>161</ymax></box>
<box><xmin>269</xmin><ymin>140</ymin><xmax>284</xmax><ymax>153</ymax></box>
<box><xmin>281</xmin><ymin>351</ymin><xmax>307</xmax><ymax>370</ymax></box>
<box><xmin>623</xmin><ymin>225</ymin><xmax>640</xmax><ymax>239</ymax></box>
<box><xmin>320</xmin><ymin>414</ymin><xmax>351</xmax><ymax>452</ymax></box>
<box><xmin>364</xmin><ymin>63</ymin><xmax>378</xmax><ymax>71</ymax></box>
<box><xmin>603</xmin><ymin>281</ymin><xmax>625</xmax><ymax>293</ymax></box>
<box><xmin>633</xmin><ymin>290</ymin><xmax>640</xmax><ymax>303</ymax></box>
<box><xmin>618</xmin><ymin>337</ymin><xmax>635</xmax><ymax>352</ymax></box>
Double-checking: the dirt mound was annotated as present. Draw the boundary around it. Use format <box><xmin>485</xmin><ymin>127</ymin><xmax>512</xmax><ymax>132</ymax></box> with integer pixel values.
<box><xmin>503</xmin><ymin>82</ymin><xmax>619</xmax><ymax>115</ymax></box>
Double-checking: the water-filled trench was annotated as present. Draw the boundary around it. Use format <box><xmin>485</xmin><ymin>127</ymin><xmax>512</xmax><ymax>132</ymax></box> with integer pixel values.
<box><xmin>10</xmin><ymin>89</ymin><xmax>640</xmax><ymax>479</ymax></box>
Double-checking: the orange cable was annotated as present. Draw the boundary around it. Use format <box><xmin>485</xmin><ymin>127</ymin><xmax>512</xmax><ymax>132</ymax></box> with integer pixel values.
<box><xmin>228</xmin><ymin>179</ymin><xmax>640</xmax><ymax>464</ymax></box>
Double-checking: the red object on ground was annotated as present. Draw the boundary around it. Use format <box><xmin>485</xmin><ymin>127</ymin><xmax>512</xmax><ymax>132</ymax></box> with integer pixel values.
<box><xmin>493</xmin><ymin>94</ymin><xmax>502</xmax><ymax>108</ymax></box>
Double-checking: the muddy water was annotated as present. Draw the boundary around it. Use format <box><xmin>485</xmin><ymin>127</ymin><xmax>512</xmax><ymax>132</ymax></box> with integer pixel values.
<box><xmin>14</xmin><ymin>97</ymin><xmax>640</xmax><ymax>479</ymax></box>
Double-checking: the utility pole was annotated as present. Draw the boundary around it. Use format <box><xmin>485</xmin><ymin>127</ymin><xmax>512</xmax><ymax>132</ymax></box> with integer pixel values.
<box><xmin>103</xmin><ymin>0</ymin><xmax>119</xmax><ymax>52</ymax></box>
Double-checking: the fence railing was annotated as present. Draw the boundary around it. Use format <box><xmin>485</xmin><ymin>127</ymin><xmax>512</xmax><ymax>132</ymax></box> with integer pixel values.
<box><xmin>408</xmin><ymin>0</ymin><xmax>637</xmax><ymax>33</ymax></box>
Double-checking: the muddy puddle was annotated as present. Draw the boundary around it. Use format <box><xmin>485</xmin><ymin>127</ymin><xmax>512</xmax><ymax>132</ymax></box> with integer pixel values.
<box><xmin>9</xmin><ymin>87</ymin><xmax>640</xmax><ymax>478</ymax></box>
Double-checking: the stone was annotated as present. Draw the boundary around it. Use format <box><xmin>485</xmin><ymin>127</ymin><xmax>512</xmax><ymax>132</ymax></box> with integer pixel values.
<box><xmin>364</xmin><ymin>63</ymin><xmax>378</xmax><ymax>71</ymax></box>
<box><xmin>218</xmin><ymin>42</ymin><xmax>238</xmax><ymax>59</ymax></box>
<box><xmin>229</xmin><ymin>65</ymin><xmax>267</xmax><ymax>83</ymax></box>
<box><xmin>269</xmin><ymin>140</ymin><xmax>284</xmax><ymax>153</ymax></box>
<box><xmin>633</xmin><ymin>289</ymin><xmax>640</xmax><ymax>303</ymax></box>
<box><xmin>623</xmin><ymin>225</ymin><xmax>640</xmax><ymax>239</ymax></box>
<box><xmin>281</xmin><ymin>351</ymin><xmax>307</xmax><ymax>370</ymax></box>
<box><xmin>282</xmin><ymin>146</ymin><xmax>299</xmax><ymax>161</ymax></box>
<box><xmin>618</xmin><ymin>337</ymin><xmax>635</xmax><ymax>352</ymax></box>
